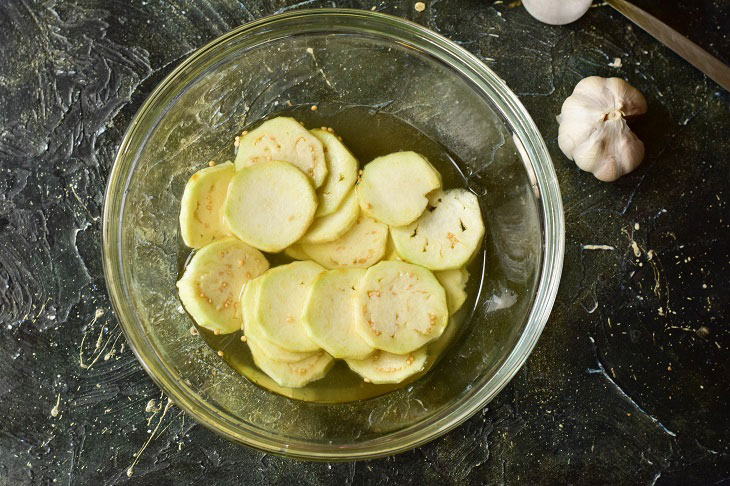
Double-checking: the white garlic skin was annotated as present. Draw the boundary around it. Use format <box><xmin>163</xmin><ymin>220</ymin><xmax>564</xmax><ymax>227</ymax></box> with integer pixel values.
<box><xmin>558</xmin><ymin>77</ymin><xmax>648</xmax><ymax>182</ymax></box>
<box><xmin>523</xmin><ymin>0</ymin><xmax>592</xmax><ymax>25</ymax></box>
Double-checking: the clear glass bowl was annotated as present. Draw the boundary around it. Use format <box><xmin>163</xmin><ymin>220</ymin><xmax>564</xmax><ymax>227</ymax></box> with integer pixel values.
<box><xmin>102</xmin><ymin>9</ymin><xmax>564</xmax><ymax>460</ymax></box>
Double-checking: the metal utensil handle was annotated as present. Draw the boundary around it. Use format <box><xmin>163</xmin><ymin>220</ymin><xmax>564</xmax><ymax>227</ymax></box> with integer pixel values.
<box><xmin>606</xmin><ymin>0</ymin><xmax>730</xmax><ymax>92</ymax></box>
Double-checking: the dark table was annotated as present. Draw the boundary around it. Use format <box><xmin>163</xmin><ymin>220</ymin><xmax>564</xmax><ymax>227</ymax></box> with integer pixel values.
<box><xmin>1</xmin><ymin>1</ymin><xmax>728</xmax><ymax>484</ymax></box>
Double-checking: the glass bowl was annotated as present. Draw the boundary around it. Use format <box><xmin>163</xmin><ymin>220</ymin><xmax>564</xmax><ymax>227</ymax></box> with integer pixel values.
<box><xmin>102</xmin><ymin>9</ymin><xmax>564</xmax><ymax>460</ymax></box>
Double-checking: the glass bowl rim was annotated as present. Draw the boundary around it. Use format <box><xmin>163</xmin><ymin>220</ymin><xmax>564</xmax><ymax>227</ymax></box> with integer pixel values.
<box><xmin>102</xmin><ymin>8</ymin><xmax>565</xmax><ymax>461</ymax></box>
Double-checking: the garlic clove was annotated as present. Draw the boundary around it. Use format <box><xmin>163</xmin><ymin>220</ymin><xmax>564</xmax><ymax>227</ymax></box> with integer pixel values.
<box><xmin>604</xmin><ymin>77</ymin><xmax>648</xmax><ymax>117</ymax></box>
<box><xmin>558</xmin><ymin>94</ymin><xmax>607</xmax><ymax>156</ymax></box>
<box><xmin>558</xmin><ymin>77</ymin><xmax>647</xmax><ymax>182</ymax></box>
<box><xmin>571</xmin><ymin>118</ymin><xmax>645</xmax><ymax>182</ymax></box>
<box><xmin>523</xmin><ymin>0</ymin><xmax>592</xmax><ymax>26</ymax></box>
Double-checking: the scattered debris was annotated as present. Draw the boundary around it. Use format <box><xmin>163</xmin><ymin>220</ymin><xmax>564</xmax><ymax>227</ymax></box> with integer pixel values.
<box><xmin>631</xmin><ymin>241</ymin><xmax>641</xmax><ymax>258</ymax></box>
<box><xmin>50</xmin><ymin>393</ymin><xmax>61</xmax><ymax>418</ymax></box>
<box><xmin>696</xmin><ymin>326</ymin><xmax>710</xmax><ymax>338</ymax></box>
<box><xmin>128</xmin><ymin>399</ymin><xmax>174</xmax><ymax>478</ymax></box>
<box><xmin>582</xmin><ymin>244</ymin><xmax>615</xmax><ymax>251</ymax></box>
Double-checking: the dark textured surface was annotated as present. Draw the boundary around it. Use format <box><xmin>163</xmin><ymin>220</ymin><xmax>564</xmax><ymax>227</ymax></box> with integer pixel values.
<box><xmin>1</xmin><ymin>0</ymin><xmax>728</xmax><ymax>484</ymax></box>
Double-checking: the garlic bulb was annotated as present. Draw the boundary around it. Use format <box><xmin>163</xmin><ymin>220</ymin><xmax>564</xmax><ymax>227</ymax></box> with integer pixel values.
<box><xmin>558</xmin><ymin>76</ymin><xmax>647</xmax><ymax>182</ymax></box>
<box><xmin>523</xmin><ymin>0</ymin><xmax>592</xmax><ymax>25</ymax></box>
